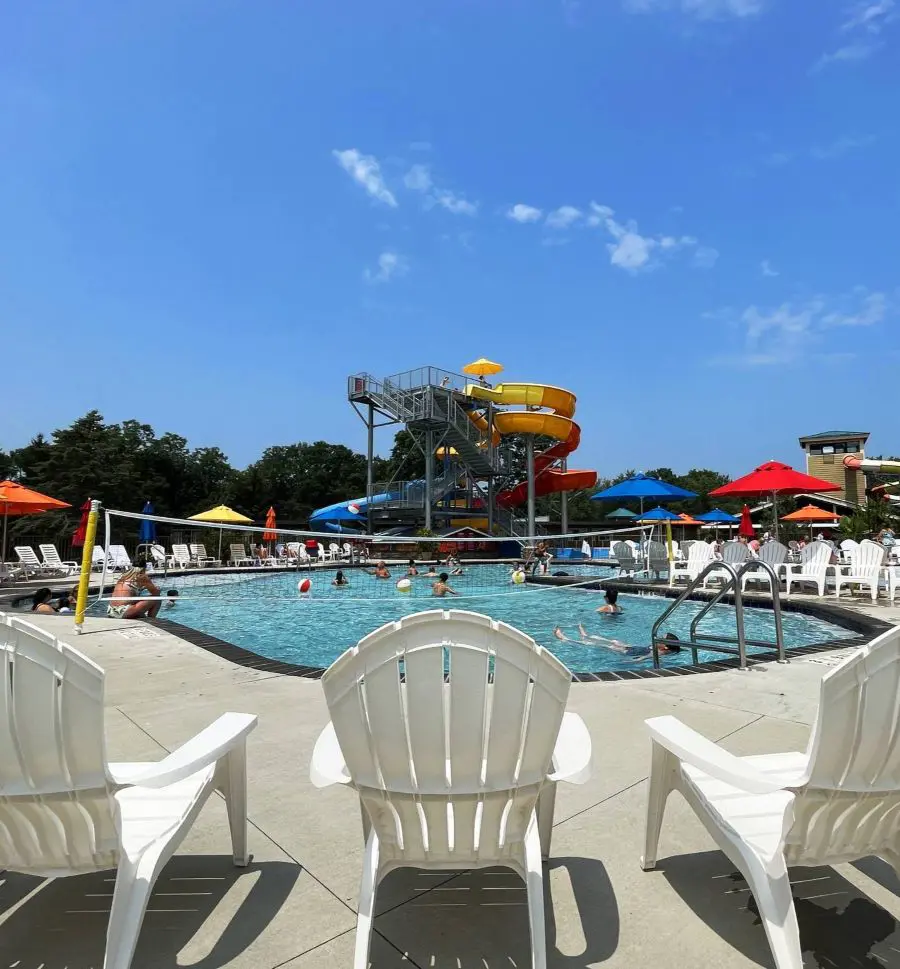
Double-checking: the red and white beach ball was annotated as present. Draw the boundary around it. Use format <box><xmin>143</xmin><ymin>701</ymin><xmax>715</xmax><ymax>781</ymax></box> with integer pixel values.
<box><xmin>297</xmin><ymin>578</ymin><xmax>312</xmax><ymax>594</ymax></box>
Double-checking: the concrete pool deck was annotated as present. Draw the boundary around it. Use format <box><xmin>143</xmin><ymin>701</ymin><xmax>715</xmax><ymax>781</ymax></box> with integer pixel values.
<box><xmin>4</xmin><ymin>605</ymin><xmax>900</xmax><ymax>968</ymax></box>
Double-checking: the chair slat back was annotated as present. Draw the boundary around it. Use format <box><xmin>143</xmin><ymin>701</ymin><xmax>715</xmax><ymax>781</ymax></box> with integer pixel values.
<box><xmin>322</xmin><ymin>611</ymin><xmax>572</xmax><ymax>866</ymax></box>
<box><xmin>612</xmin><ymin>542</ymin><xmax>637</xmax><ymax>567</ymax></box>
<box><xmin>850</xmin><ymin>540</ymin><xmax>885</xmax><ymax>574</ymax></box>
<box><xmin>171</xmin><ymin>544</ymin><xmax>190</xmax><ymax>567</ymax></box>
<box><xmin>14</xmin><ymin>547</ymin><xmax>40</xmax><ymax>567</ymax></box>
<box><xmin>758</xmin><ymin>541</ymin><xmax>788</xmax><ymax>566</ymax></box>
<box><xmin>108</xmin><ymin>545</ymin><xmax>131</xmax><ymax>569</ymax></box>
<box><xmin>229</xmin><ymin>543</ymin><xmax>247</xmax><ymax>562</ymax></box>
<box><xmin>722</xmin><ymin>542</ymin><xmax>752</xmax><ymax>567</ymax></box>
<box><xmin>38</xmin><ymin>544</ymin><xmax>64</xmax><ymax>567</ymax></box>
<box><xmin>799</xmin><ymin>540</ymin><xmax>832</xmax><ymax>574</ymax></box>
<box><xmin>0</xmin><ymin>616</ymin><xmax>117</xmax><ymax>875</ymax></box>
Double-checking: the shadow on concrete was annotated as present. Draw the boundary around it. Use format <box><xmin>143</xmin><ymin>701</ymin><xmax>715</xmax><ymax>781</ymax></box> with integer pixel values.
<box><xmin>0</xmin><ymin>855</ymin><xmax>300</xmax><ymax>969</ymax></box>
<box><xmin>373</xmin><ymin>856</ymin><xmax>618</xmax><ymax>968</ymax></box>
<box><xmin>658</xmin><ymin>850</ymin><xmax>900</xmax><ymax>968</ymax></box>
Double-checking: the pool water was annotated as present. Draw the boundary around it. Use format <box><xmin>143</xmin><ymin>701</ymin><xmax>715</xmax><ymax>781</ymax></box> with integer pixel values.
<box><xmin>144</xmin><ymin>564</ymin><xmax>855</xmax><ymax>673</ymax></box>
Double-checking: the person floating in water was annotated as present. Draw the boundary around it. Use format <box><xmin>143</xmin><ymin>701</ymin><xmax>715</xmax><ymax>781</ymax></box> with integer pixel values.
<box><xmin>596</xmin><ymin>588</ymin><xmax>623</xmax><ymax>614</ymax></box>
<box><xmin>432</xmin><ymin>572</ymin><xmax>458</xmax><ymax>597</ymax></box>
<box><xmin>552</xmin><ymin>627</ymin><xmax>681</xmax><ymax>660</ymax></box>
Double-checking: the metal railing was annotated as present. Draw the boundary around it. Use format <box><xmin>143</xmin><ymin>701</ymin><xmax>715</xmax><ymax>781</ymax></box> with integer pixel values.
<box><xmin>650</xmin><ymin>559</ymin><xmax>786</xmax><ymax>670</ymax></box>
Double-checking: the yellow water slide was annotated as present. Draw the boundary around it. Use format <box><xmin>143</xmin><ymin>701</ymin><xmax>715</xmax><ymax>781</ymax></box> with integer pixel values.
<box><xmin>464</xmin><ymin>383</ymin><xmax>597</xmax><ymax>506</ymax></box>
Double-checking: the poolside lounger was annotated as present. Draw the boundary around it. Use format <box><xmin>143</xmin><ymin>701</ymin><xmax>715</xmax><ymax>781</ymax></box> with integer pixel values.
<box><xmin>92</xmin><ymin>546</ymin><xmax>111</xmax><ymax>571</ymax></box>
<box><xmin>641</xmin><ymin>621</ymin><xmax>900</xmax><ymax>969</ymax></box>
<box><xmin>783</xmin><ymin>540</ymin><xmax>834</xmax><ymax>597</ymax></box>
<box><xmin>108</xmin><ymin>545</ymin><xmax>132</xmax><ymax>571</ymax></box>
<box><xmin>148</xmin><ymin>544</ymin><xmax>168</xmax><ymax>571</ymax></box>
<box><xmin>38</xmin><ymin>543</ymin><xmax>79</xmax><ymax>575</ymax></box>
<box><xmin>189</xmin><ymin>544</ymin><xmax>220</xmax><ymax>568</ymax></box>
<box><xmin>0</xmin><ymin>614</ymin><xmax>256</xmax><ymax>969</ymax></box>
<box><xmin>311</xmin><ymin>610</ymin><xmax>592</xmax><ymax>969</ymax></box>
<box><xmin>833</xmin><ymin>538</ymin><xmax>885</xmax><ymax>603</ymax></box>
<box><xmin>229</xmin><ymin>543</ymin><xmax>256</xmax><ymax>568</ymax></box>
<box><xmin>170</xmin><ymin>544</ymin><xmax>191</xmax><ymax>569</ymax></box>
<box><xmin>14</xmin><ymin>546</ymin><xmax>53</xmax><ymax>576</ymax></box>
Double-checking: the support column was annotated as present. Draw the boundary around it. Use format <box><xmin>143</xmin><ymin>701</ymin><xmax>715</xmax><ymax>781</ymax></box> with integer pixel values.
<box><xmin>366</xmin><ymin>403</ymin><xmax>374</xmax><ymax>535</ymax></box>
<box><xmin>424</xmin><ymin>428</ymin><xmax>433</xmax><ymax>532</ymax></box>
<box><xmin>488</xmin><ymin>477</ymin><xmax>495</xmax><ymax>534</ymax></box>
<box><xmin>560</xmin><ymin>458</ymin><xmax>568</xmax><ymax>536</ymax></box>
<box><xmin>526</xmin><ymin>435</ymin><xmax>536</xmax><ymax>542</ymax></box>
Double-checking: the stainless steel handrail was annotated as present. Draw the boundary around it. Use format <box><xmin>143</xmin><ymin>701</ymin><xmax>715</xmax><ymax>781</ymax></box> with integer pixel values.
<box><xmin>650</xmin><ymin>559</ymin><xmax>786</xmax><ymax>669</ymax></box>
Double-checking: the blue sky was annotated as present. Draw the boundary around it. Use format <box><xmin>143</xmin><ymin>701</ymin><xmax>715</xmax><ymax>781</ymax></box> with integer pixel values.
<box><xmin>1</xmin><ymin>0</ymin><xmax>897</xmax><ymax>477</ymax></box>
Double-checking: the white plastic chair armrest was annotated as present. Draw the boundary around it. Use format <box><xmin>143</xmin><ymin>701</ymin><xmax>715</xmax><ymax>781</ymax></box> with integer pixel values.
<box><xmin>108</xmin><ymin>712</ymin><xmax>257</xmax><ymax>789</ymax></box>
<box><xmin>310</xmin><ymin>721</ymin><xmax>352</xmax><ymax>788</ymax></box>
<box><xmin>645</xmin><ymin>716</ymin><xmax>794</xmax><ymax>795</ymax></box>
<box><xmin>548</xmin><ymin>711</ymin><xmax>592</xmax><ymax>785</ymax></box>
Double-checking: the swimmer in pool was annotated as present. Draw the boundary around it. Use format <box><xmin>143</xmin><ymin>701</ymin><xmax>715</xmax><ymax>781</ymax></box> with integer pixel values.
<box><xmin>552</xmin><ymin>628</ymin><xmax>681</xmax><ymax>660</ymax></box>
<box><xmin>407</xmin><ymin>558</ymin><xmax>419</xmax><ymax>576</ymax></box>
<box><xmin>365</xmin><ymin>561</ymin><xmax>391</xmax><ymax>579</ymax></box>
<box><xmin>596</xmin><ymin>588</ymin><xmax>623</xmax><ymax>614</ymax></box>
<box><xmin>432</xmin><ymin>573</ymin><xmax>458</xmax><ymax>597</ymax></box>
<box><xmin>332</xmin><ymin>570</ymin><xmax>350</xmax><ymax>587</ymax></box>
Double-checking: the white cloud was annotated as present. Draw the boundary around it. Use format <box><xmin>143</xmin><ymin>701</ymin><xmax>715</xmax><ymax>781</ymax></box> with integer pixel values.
<box><xmin>607</xmin><ymin>223</ymin><xmax>658</xmax><ymax>271</ymax></box>
<box><xmin>812</xmin><ymin>41</ymin><xmax>880</xmax><ymax>70</ymax></box>
<box><xmin>364</xmin><ymin>251</ymin><xmax>408</xmax><ymax>284</ymax></box>
<box><xmin>545</xmin><ymin>205</ymin><xmax>582</xmax><ymax>229</ymax></box>
<box><xmin>332</xmin><ymin>148</ymin><xmax>397</xmax><ymax>207</ymax></box>
<box><xmin>404</xmin><ymin>165</ymin><xmax>477</xmax><ymax>216</ymax></box>
<box><xmin>760</xmin><ymin>259</ymin><xmax>779</xmax><ymax>277</ymax></box>
<box><xmin>810</xmin><ymin>134</ymin><xmax>876</xmax><ymax>159</ymax></box>
<box><xmin>841</xmin><ymin>0</ymin><xmax>894</xmax><ymax>32</ymax></box>
<box><xmin>624</xmin><ymin>0</ymin><xmax>762</xmax><ymax>17</ymax></box>
<box><xmin>585</xmin><ymin>202</ymin><xmax>614</xmax><ymax>227</ymax></box>
<box><xmin>403</xmin><ymin>164</ymin><xmax>432</xmax><ymax>192</ymax></box>
<box><xmin>507</xmin><ymin>203</ymin><xmax>543</xmax><ymax>223</ymax></box>
<box><xmin>712</xmin><ymin>288</ymin><xmax>889</xmax><ymax>365</ymax></box>
<box><xmin>693</xmin><ymin>246</ymin><xmax>719</xmax><ymax>269</ymax></box>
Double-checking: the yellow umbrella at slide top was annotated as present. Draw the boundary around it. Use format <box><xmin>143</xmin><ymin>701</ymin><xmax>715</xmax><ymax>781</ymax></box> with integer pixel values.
<box><xmin>188</xmin><ymin>505</ymin><xmax>253</xmax><ymax>560</ymax></box>
<box><xmin>462</xmin><ymin>358</ymin><xmax>504</xmax><ymax>377</ymax></box>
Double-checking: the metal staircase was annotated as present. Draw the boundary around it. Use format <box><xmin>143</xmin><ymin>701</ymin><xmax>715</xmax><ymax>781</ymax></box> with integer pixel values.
<box><xmin>650</xmin><ymin>560</ymin><xmax>786</xmax><ymax>669</ymax></box>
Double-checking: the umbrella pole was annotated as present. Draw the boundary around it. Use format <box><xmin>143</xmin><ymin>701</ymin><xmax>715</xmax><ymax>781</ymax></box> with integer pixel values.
<box><xmin>218</xmin><ymin>527</ymin><xmax>223</xmax><ymax>563</ymax></box>
<box><xmin>773</xmin><ymin>492</ymin><xmax>779</xmax><ymax>539</ymax></box>
<box><xmin>1</xmin><ymin>506</ymin><xmax>6</xmax><ymax>565</ymax></box>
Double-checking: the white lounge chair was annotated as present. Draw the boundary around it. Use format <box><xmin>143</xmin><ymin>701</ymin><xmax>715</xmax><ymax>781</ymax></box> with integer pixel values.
<box><xmin>189</xmin><ymin>543</ymin><xmax>219</xmax><ymax>567</ymax></box>
<box><xmin>14</xmin><ymin>546</ymin><xmax>52</xmax><ymax>576</ymax></box>
<box><xmin>92</xmin><ymin>546</ymin><xmax>111</xmax><ymax>571</ymax></box>
<box><xmin>670</xmin><ymin>541</ymin><xmax>715</xmax><ymax>586</ymax></box>
<box><xmin>310</xmin><ymin>610</ymin><xmax>593</xmax><ymax>969</ymax></box>
<box><xmin>741</xmin><ymin>540</ymin><xmax>788</xmax><ymax>592</ymax></box>
<box><xmin>229</xmin><ymin>543</ymin><xmax>256</xmax><ymax>567</ymax></box>
<box><xmin>170</xmin><ymin>543</ymin><xmax>191</xmax><ymax>569</ymax></box>
<box><xmin>641</xmin><ymin>621</ymin><xmax>900</xmax><ymax>969</ymax></box>
<box><xmin>783</xmin><ymin>540</ymin><xmax>833</xmax><ymax>597</ymax></box>
<box><xmin>148</xmin><ymin>544</ymin><xmax>168</xmax><ymax>571</ymax></box>
<box><xmin>833</xmin><ymin>538</ymin><xmax>885</xmax><ymax>603</ymax></box>
<box><xmin>38</xmin><ymin>543</ymin><xmax>79</xmax><ymax>575</ymax></box>
<box><xmin>702</xmin><ymin>541</ymin><xmax>752</xmax><ymax>588</ymax></box>
<box><xmin>612</xmin><ymin>541</ymin><xmax>641</xmax><ymax>576</ymax></box>
<box><xmin>108</xmin><ymin>545</ymin><xmax>132</xmax><ymax>571</ymax></box>
<box><xmin>0</xmin><ymin>613</ymin><xmax>257</xmax><ymax>969</ymax></box>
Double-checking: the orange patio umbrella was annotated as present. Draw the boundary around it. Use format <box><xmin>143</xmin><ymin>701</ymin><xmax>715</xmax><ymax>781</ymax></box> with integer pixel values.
<box><xmin>263</xmin><ymin>507</ymin><xmax>277</xmax><ymax>543</ymax></box>
<box><xmin>0</xmin><ymin>480</ymin><xmax>71</xmax><ymax>563</ymax></box>
<box><xmin>781</xmin><ymin>503</ymin><xmax>841</xmax><ymax>538</ymax></box>
<box><xmin>676</xmin><ymin>512</ymin><xmax>703</xmax><ymax>527</ymax></box>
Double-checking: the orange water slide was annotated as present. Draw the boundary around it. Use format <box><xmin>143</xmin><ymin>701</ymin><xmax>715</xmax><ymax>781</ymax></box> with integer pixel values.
<box><xmin>464</xmin><ymin>383</ymin><xmax>597</xmax><ymax>507</ymax></box>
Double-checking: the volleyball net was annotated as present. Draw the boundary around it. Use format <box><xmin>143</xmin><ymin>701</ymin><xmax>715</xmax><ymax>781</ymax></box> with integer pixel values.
<box><xmin>83</xmin><ymin>507</ymin><xmax>673</xmax><ymax>607</ymax></box>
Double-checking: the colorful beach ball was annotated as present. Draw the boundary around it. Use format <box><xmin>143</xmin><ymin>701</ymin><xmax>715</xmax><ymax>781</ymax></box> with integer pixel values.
<box><xmin>396</xmin><ymin>578</ymin><xmax>412</xmax><ymax>593</ymax></box>
<box><xmin>297</xmin><ymin>578</ymin><xmax>312</xmax><ymax>594</ymax></box>
<box><xmin>348</xmin><ymin>503</ymin><xmax>361</xmax><ymax>515</ymax></box>
<box><xmin>512</xmin><ymin>570</ymin><xmax>526</xmax><ymax>585</ymax></box>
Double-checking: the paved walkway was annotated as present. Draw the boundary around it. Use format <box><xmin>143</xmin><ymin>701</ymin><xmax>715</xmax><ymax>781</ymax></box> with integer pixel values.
<box><xmin>3</xmin><ymin>610</ymin><xmax>900</xmax><ymax>968</ymax></box>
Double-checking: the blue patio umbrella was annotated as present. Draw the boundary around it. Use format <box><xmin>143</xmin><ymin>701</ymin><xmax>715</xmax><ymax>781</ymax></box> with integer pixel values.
<box><xmin>605</xmin><ymin>507</ymin><xmax>637</xmax><ymax>520</ymax></box>
<box><xmin>636</xmin><ymin>506</ymin><xmax>683</xmax><ymax>522</ymax></box>
<box><xmin>695</xmin><ymin>508</ymin><xmax>740</xmax><ymax>523</ymax></box>
<box><xmin>138</xmin><ymin>501</ymin><xmax>156</xmax><ymax>543</ymax></box>
<box><xmin>591</xmin><ymin>474</ymin><xmax>697</xmax><ymax>517</ymax></box>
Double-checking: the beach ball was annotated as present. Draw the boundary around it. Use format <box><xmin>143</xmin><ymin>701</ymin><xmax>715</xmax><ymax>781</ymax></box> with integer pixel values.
<box><xmin>512</xmin><ymin>570</ymin><xmax>526</xmax><ymax>585</ymax></box>
<box><xmin>348</xmin><ymin>503</ymin><xmax>360</xmax><ymax>515</ymax></box>
<box><xmin>297</xmin><ymin>578</ymin><xmax>311</xmax><ymax>594</ymax></box>
<box><xmin>396</xmin><ymin>578</ymin><xmax>412</xmax><ymax>593</ymax></box>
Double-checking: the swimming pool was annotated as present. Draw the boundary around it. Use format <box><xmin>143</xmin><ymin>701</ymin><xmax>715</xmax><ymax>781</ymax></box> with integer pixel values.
<box><xmin>144</xmin><ymin>564</ymin><xmax>856</xmax><ymax>673</ymax></box>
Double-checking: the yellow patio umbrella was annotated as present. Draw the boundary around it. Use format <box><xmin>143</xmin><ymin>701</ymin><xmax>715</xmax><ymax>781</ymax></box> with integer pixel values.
<box><xmin>188</xmin><ymin>504</ymin><xmax>253</xmax><ymax>560</ymax></box>
<box><xmin>462</xmin><ymin>358</ymin><xmax>504</xmax><ymax>377</ymax></box>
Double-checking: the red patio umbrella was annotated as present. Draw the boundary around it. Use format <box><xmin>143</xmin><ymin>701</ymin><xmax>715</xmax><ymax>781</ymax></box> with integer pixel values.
<box><xmin>72</xmin><ymin>499</ymin><xmax>91</xmax><ymax>547</ymax></box>
<box><xmin>710</xmin><ymin>461</ymin><xmax>841</xmax><ymax>538</ymax></box>
<box><xmin>263</xmin><ymin>507</ymin><xmax>277</xmax><ymax>543</ymax></box>
<box><xmin>738</xmin><ymin>504</ymin><xmax>755</xmax><ymax>539</ymax></box>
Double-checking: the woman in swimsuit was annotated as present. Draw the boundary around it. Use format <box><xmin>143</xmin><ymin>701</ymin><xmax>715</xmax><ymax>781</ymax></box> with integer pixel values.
<box><xmin>31</xmin><ymin>588</ymin><xmax>57</xmax><ymax>615</ymax></box>
<box><xmin>108</xmin><ymin>555</ymin><xmax>161</xmax><ymax>619</ymax></box>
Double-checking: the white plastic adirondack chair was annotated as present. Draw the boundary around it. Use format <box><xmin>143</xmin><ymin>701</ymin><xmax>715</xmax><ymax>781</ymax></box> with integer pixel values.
<box><xmin>0</xmin><ymin>614</ymin><xmax>257</xmax><ymax>969</ymax></box>
<box><xmin>612</xmin><ymin>541</ymin><xmax>641</xmax><ymax>576</ymax></box>
<box><xmin>316</xmin><ymin>542</ymin><xmax>327</xmax><ymax>563</ymax></box>
<box><xmin>702</xmin><ymin>541</ymin><xmax>752</xmax><ymax>588</ymax></box>
<box><xmin>310</xmin><ymin>610</ymin><xmax>592</xmax><ymax>969</ymax></box>
<box><xmin>741</xmin><ymin>540</ymin><xmax>788</xmax><ymax>592</ymax></box>
<box><xmin>328</xmin><ymin>542</ymin><xmax>341</xmax><ymax>561</ymax></box>
<box><xmin>170</xmin><ymin>544</ymin><xmax>191</xmax><ymax>568</ymax></box>
<box><xmin>189</xmin><ymin>543</ymin><xmax>219</xmax><ymax>567</ymax></box>
<box><xmin>647</xmin><ymin>540</ymin><xmax>669</xmax><ymax>578</ymax></box>
<box><xmin>833</xmin><ymin>538</ymin><xmax>885</xmax><ymax>603</ymax></box>
<box><xmin>889</xmin><ymin>566</ymin><xmax>900</xmax><ymax>604</ymax></box>
<box><xmin>641</xmin><ymin>622</ymin><xmax>900</xmax><ymax>969</ymax></box>
<box><xmin>108</xmin><ymin>545</ymin><xmax>132</xmax><ymax>571</ymax></box>
<box><xmin>229</xmin><ymin>543</ymin><xmax>255</xmax><ymax>567</ymax></box>
<box><xmin>342</xmin><ymin>542</ymin><xmax>352</xmax><ymax>560</ymax></box>
<box><xmin>783</xmin><ymin>540</ymin><xmax>833</xmax><ymax>596</ymax></box>
<box><xmin>14</xmin><ymin>546</ymin><xmax>50</xmax><ymax>576</ymax></box>
<box><xmin>670</xmin><ymin>541</ymin><xmax>715</xmax><ymax>586</ymax></box>
<box><xmin>39</xmin><ymin>543</ymin><xmax>79</xmax><ymax>575</ymax></box>
<box><xmin>839</xmin><ymin>538</ymin><xmax>859</xmax><ymax>564</ymax></box>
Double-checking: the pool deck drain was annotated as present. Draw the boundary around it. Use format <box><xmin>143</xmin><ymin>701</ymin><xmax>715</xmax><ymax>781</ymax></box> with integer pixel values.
<box><xmin>7</xmin><ymin>607</ymin><xmax>900</xmax><ymax>969</ymax></box>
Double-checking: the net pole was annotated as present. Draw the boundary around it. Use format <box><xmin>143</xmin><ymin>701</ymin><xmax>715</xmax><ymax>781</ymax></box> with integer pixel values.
<box><xmin>526</xmin><ymin>435</ymin><xmax>536</xmax><ymax>540</ymax></box>
<box><xmin>74</xmin><ymin>499</ymin><xmax>100</xmax><ymax>634</ymax></box>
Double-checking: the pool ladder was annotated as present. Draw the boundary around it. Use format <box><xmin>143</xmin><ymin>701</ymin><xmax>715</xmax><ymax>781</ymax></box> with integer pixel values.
<box><xmin>650</xmin><ymin>560</ymin><xmax>786</xmax><ymax>670</ymax></box>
